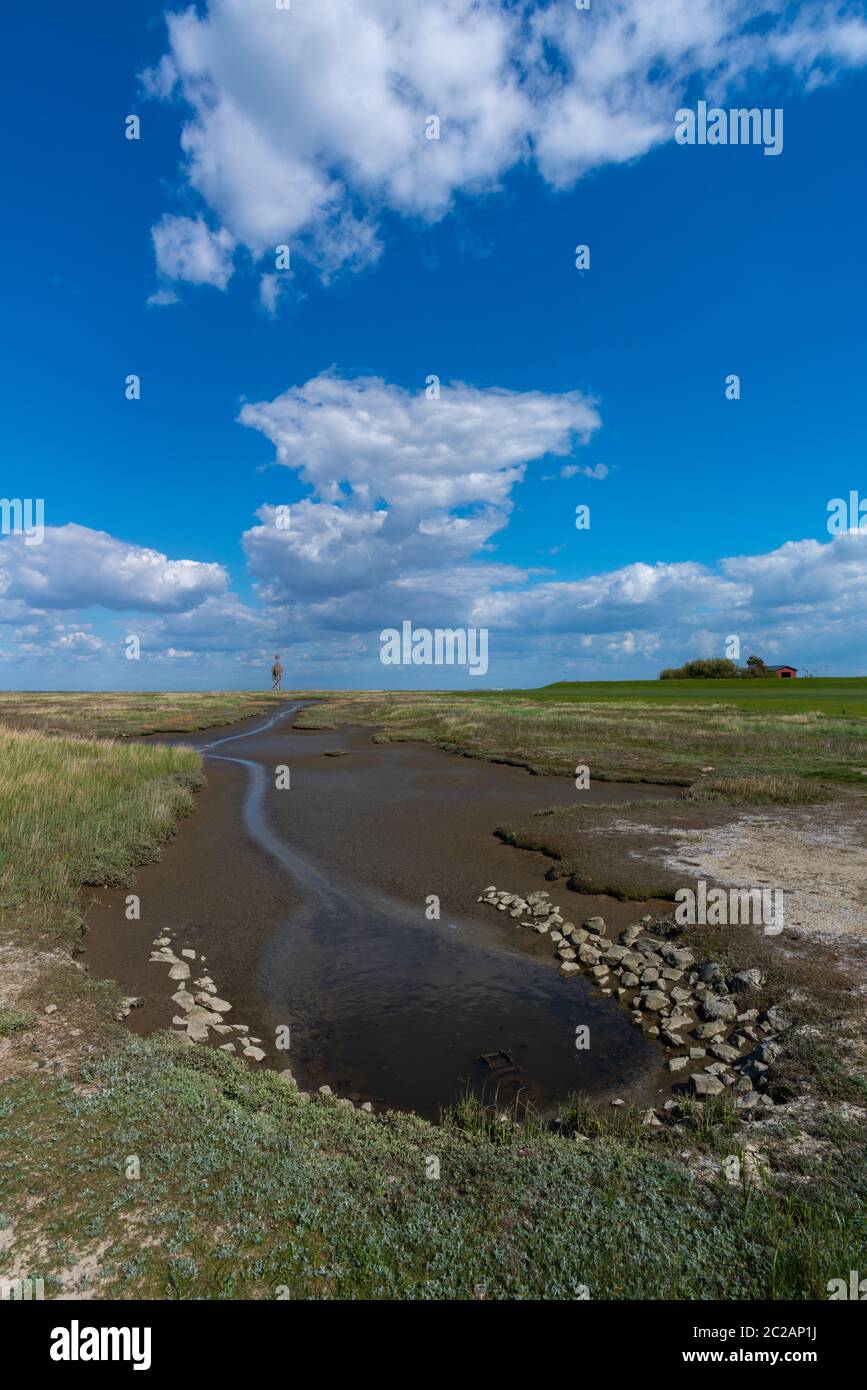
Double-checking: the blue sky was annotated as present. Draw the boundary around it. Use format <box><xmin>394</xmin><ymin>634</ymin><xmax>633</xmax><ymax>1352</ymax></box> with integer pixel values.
<box><xmin>2</xmin><ymin>0</ymin><xmax>866</xmax><ymax>689</ymax></box>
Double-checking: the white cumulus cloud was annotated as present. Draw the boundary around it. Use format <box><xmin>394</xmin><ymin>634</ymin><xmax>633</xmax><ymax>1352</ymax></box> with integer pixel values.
<box><xmin>239</xmin><ymin>370</ymin><xmax>600</xmax><ymax>613</ymax></box>
<box><xmin>144</xmin><ymin>0</ymin><xmax>867</xmax><ymax>285</ymax></box>
<box><xmin>0</xmin><ymin>524</ymin><xmax>228</xmax><ymax>613</ymax></box>
<box><xmin>152</xmin><ymin>213</ymin><xmax>236</xmax><ymax>291</ymax></box>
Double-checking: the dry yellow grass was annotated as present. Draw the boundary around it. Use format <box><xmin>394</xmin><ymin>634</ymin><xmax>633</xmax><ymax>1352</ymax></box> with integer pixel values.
<box><xmin>0</xmin><ymin>691</ymin><xmax>303</xmax><ymax>739</ymax></box>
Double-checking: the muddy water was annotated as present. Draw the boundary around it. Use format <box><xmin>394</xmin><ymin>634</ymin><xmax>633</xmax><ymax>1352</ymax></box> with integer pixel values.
<box><xmin>83</xmin><ymin>704</ymin><xmax>674</xmax><ymax>1120</ymax></box>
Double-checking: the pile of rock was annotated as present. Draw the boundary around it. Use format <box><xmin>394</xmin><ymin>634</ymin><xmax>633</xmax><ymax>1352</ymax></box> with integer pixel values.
<box><xmin>146</xmin><ymin>934</ymin><xmax>375</xmax><ymax>1112</ymax></box>
<box><xmin>148</xmin><ymin>934</ymin><xmax>266</xmax><ymax>1061</ymax></box>
<box><xmin>479</xmin><ymin>886</ymin><xmax>789</xmax><ymax>1113</ymax></box>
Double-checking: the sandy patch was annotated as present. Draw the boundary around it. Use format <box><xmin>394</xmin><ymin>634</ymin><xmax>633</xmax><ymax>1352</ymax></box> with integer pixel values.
<box><xmin>0</xmin><ymin>930</ymin><xmax>113</xmax><ymax>1082</ymax></box>
<box><xmin>650</xmin><ymin>804</ymin><xmax>867</xmax><ymax>936</ymax></box>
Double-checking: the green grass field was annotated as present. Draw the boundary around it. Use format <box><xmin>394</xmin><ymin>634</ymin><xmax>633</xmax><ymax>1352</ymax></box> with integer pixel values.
<box><xmin>464</xmin><ymin>677</ymin><xmax>867</xmax><ymax>717</ymax></box>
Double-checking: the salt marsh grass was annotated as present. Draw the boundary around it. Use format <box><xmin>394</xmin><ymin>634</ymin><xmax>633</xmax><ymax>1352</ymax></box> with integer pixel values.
<box><xmin>0</xmin><ymin>728</ymin><xmax>202</xmax><ymax>913</ymax></box>
<box><xmin>296</xmin><ymin>694</ymin><xmax>867</xmax><ymax>790</ymax></box>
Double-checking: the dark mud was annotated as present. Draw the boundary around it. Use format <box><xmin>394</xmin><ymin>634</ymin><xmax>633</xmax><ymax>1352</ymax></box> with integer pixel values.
<box><xmin>83</xmin><ymin>705</ymin><xmax>675</xmax><ymax>1120</ymax></box>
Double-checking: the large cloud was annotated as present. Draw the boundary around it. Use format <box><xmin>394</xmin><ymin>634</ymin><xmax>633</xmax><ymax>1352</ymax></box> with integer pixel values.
<box><xmin>3</xmin><ymin>520</ymin><xmax>866</xmax><ymax>680</ymax></box>
<box><xmin>240</xmin><ymin>371</ymin><xmax>600</xmax><ymax>611</ymax></box>
<box><xmin>134</xmin><ymin>594</ymin><xmax>279</xmax><ymax>653</ymax></box>
<box><xmin>0</xmin><ymin>524</ymin><xmax>228</xmax><ymax>613</ymax></box>
<box><xmin>463</xmin><ymin>530</ymin><xmax>867</xmax><ymax>675</ymax></box>
<box><xmin>233</xmin><ymin>368</ymin><xmax>867</xmax><ymax>675</ymax></box>
<box><xmin>143</xmin><ymin>0</ymin><xmax>867</xmax><ymax>286</ymax></box>
<box><xmin>239</xmin><ymin>371</ymin><xmax>599</xmax><ymax>510</ymax></box>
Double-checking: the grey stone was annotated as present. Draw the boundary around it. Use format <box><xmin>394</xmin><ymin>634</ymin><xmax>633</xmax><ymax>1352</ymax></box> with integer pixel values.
<box><xmin>700</xmin><ymin>995</ymin><xmax>738</xmax><ymax>1022</ymax></box>
<box><xmin>666</xmin><ymin>1012</ymin><xmax>695</xmax><ymax>1033</ymax></box>
<box><xmin>642</xmin><ymin>990</ymin><xmax>669</xmax><ymax>1012</ymax></box>
<box><xmin>761</xmin><ymin>1005</ymin><xmax>793</xmax><ymax>1032</ymax></box>
<box><xmin>661</xmin><ymin>946</ymin><xmax>695</xmax><ymax>969</ymax></box>
<box><xmin>688</xmin><ymin>1072</ymin><xmax>724</xmax><ymax>1098</ymax></box>
<box><xmin>741</xmin><ymin>1059</ymin><xmax>769</xmax><ymax>1081</ymax></box>
<box><xmin>735</xmin><ymin>1090</ymin><xmax>763</xmax><ymax>1110</ymax></box>
<box><xmin>693</xmin><ymin>1019</ymin><xmax>727</xmax><ymax>1040</ymax></box>
<box><xmin>635</xmin><ymin>937</ymin><xmax>665</xmax><ymax>955</ymax></box>
<box><xmin>729</xmin><ymin>968</ymin><xmax>764</xmax><ymax>993</ymax></box>
<box><xmin>183</xmin><ymin>1004</ymin><xmax>224</xmax><ymax>1025</ymax></box>
<box><xmin>179</xmin><ymin>1018</ymin><xmax>210</xmax><ymax>1043</ymax></box>
<box><xmin>197</xmin><ymin>992</ymin><xmax>231</xmax><ymax>1012</ymax></box>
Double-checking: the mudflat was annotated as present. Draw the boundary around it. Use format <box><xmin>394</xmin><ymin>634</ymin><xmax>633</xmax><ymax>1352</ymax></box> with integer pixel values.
<box><xmin>82</xmin><ymin>705</ymin><xmax>672</xmax><ymax>1119</ymax></box>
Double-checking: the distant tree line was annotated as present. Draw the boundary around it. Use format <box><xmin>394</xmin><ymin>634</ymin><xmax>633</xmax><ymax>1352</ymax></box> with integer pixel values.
<box><xmin>659</xmin><ymin>655</ymin><xmax>772</xmax><ymax>680</ymax></box>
